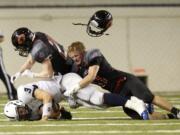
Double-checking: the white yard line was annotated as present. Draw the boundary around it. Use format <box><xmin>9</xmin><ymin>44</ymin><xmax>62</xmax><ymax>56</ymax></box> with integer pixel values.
<box><xmin>0</xmin><ymin>104</ymin><xmax>179</xmax><ymax>108</ymax></box>
<box><xmin>1</xmin><ymin>115</ymin><xmax>180</xmax><ymax>121</ymax></box>
<box><xmin>0</xmin><ymin>111</ymin><xmax>126</xmax><ymax>115</ymax></box>
<box><xmin>0</xmin><ymin>123</ymin><xmax>180</xmax><ymax>127</ymax></box>
<box><xmin>0</xmin><ymin>117</ymin><xmax>130</xmax><ymax>121</ymax></box>
<box><xmin>0</xmin><ymin>130</ymin><xmax>180</xmax><ymax>134</ymax></box>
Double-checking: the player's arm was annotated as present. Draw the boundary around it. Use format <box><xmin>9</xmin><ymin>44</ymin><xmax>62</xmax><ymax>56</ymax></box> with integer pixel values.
<box><xmin>20</xmin><ymin>58</ymin><xmax>54</xmax><ymax>79</ymax></box>
<box><xmin>21</xmin><ymin>40</ymin><xmax>54</xmax><ymax>79</ymax></box>
<box><xmin>34</xmin><ymin>89</ymin><xmax>53</xmax><ymax>121</ymax></box>
<box><xmin>35</xmin><ymin>90</ymin><xmax>72</xmax><ymax>121</ymax></box>
<box><xmin>19</xmin><ymin>55</ymin><xmax>35</xmax><ymax>73</ymax></box>
<box><xmin>33</xmin><ymin>58</ymin><xmax>54</xmax><ymax>78</ymax></box>
<box><xmin>11</xmin><ymin>55</ymin><xmax>35</xmax><ymax>83</ymax></box>
<box><xmin>79</xmin><ymin>55</ymin><xmax>102</xmax><ymax>88</ymax></box>
<box><xmin>64</xmin><ymin>67</ymin><xmax>99</xmax><ymax>96</ymax></box>
<box><xmin>64</xmin><ymin>56</ymin><xmax>101</xmax><ymax>97</ymax></box>
<box><xmin>79</xmin><ymin>65</ymin><xmax>99</xmax><ymax>88</ymax></box>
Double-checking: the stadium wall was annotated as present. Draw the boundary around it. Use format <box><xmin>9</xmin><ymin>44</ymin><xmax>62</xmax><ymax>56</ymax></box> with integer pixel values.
<box><xmin>0</xmin><ymin>7</ymin><xmax>180</xmax><ymax>93</ymax></box>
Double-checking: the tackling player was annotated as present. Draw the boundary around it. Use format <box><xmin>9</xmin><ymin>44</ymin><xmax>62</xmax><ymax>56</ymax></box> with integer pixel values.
<box><xmin>62</xmin><ymin>73</ymin><xmax>176</xmax><ymax>120</ymax></box>
<box><xmin>0</xmin><ymin>30</ymin><xmax>17</xmax><ymax>100</ymax></box>
<box><xmin>66</xmin><ymin>41</ymin><xmax>180</xmax><ymax>119</ymax></box>
<box><xmin>10</xmin><ymin>27</ymin><xmax>70</xmax><ymax>83</ymax></box>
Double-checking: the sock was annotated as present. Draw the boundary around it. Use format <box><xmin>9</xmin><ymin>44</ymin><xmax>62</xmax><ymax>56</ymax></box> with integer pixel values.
<box><xmin>171</xmin><ymin>107</ymin><xmax>180</xmax><ymax>116</ymax></box>
<box><xmin>103</xmin><ymin>93</ymin><xmax>127</xmax><ymax>106</ymax></box>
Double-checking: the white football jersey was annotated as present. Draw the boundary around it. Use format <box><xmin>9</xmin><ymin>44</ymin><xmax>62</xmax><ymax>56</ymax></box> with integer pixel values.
<box><xmin>61</xmin><ymin>73</ymin><xmax>109</xmax><ymax>108</ymax></box>
<box><xmin>17</xmin><ymin>75</ymin><xmax>63</xmax><ymax>106</ymax></box>
<box><xmin>17</xmin><ymin>75</ymin><xmax>63</xmax><ymax>120</ymax></box>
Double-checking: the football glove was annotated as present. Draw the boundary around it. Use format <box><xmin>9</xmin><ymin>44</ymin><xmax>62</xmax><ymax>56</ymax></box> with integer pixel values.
<box><xmin>63</xmin><ymin>83</ymin><xmax>80</xmax><ymax>97</ymax></box>
<box><xmin>21</xmin><ymin>69</ymin><xmax>34</xmax><ymax>78</ymax></box>
<box><xmin>10</xmin><ymin>72</ymin><xmax>21</xmax><ymax>83</ymax></box>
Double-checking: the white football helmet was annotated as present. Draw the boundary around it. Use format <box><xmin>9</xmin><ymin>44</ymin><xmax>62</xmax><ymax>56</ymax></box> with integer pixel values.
<box><xmin>4</xmin><ymin>100</ymin><xmax>30</xmax><ymax>120</ymax></box>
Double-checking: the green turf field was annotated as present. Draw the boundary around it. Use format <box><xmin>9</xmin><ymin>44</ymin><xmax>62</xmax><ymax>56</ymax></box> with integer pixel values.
<box><xmin>0</xmin><ymin>93</ymin><xmax>180</xmax><ymax>135</ymax></box>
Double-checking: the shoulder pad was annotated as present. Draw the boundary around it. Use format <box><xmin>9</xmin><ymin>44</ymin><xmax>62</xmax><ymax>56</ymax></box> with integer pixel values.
<box><xmin>85</xmin><ymin>49</ymin><xmax>102</xmax><ymax>63</ymax></box>
<box><xmin>31</xmin><ymin>40</ymin><xmax>51</xmax><ymax>63</ymax></box>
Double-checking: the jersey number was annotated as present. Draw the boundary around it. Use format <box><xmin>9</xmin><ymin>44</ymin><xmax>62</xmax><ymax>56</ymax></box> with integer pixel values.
<box><xmin>24</xmin><ymin>88</ymin><xmax>32</xmax><ymax>94</ymax></box>
<box><xmin>24</xmin><ymin>85</ymin><xmax>38</xmax><ymax>94</ymax></box>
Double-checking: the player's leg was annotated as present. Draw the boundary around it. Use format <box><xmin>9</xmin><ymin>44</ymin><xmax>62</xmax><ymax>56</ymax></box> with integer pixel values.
<box><xmin>37</xmin><ymin>78</ymin><xmax>62</xmax><ymax>103</ymax></box>
<box><xmin>123</xmin><ymin>104</ymin><xmax>168</xmax><ymax>120</ymax></box>
<box><xmin>0</xmin><ymin>53</ymin><xmax>17</xmax><ymax>100</ymax></box>
<box><xmin>84</xmin><ymin>84</ymin><xmax>149</xmax><ymax>119</ymax></box>
<box><xmin>152</xmin><ymin>95</ymin><xmax>180</xmax><ymax>119</ymax></box>
<box><xmin>122</xmin><ymin>74</ymin><xmax>180</xmax><ymax>119</ymax></box>
<box><xmin>62</xmin><ymin>73</ymin><xmax>149</xmax><ymax>119</ymax></box>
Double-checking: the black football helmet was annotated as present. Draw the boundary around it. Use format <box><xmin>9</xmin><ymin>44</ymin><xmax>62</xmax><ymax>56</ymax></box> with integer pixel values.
<box><xmin>87</xmin><ymin>10</ymin><xmax>113</xmax><ymax>37</ymax></box>
<box><xmin>11</xmin><ymin>27</ymin><xmax>34</xmax><ymax>57</ymax></box>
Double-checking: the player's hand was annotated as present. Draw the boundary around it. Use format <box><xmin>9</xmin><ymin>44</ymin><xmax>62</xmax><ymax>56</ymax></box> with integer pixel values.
<box><xmin>63</xmin><ymin>83</ymin><xmax>80</xmax><ymax>97</ymax></box>
<box><xmin>21</xmin><ymin>69</ymin><xmax>34</xmax><ymax>78</ymax></box>
<box><xmin>59</xmin><ymin>107</ymin><xmax>72</xmax><ymax>120</ymax></box>
<box><xmin>67</xmin><ymin>97</ymin><xmax>79</xmax><ymax>109</ymax></box>
<box><xmin>10</xmin><ymin>72</ymin><xmax>21</xmax><ymax>83</ymax></box>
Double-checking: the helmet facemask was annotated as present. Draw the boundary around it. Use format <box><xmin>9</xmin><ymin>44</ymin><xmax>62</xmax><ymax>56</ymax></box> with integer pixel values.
<box><xmin>86</xmin><ymin>20</ymin><xmax>106</xmax><ymax>37</ymax></box>
<box><xmin>15</xmin><ymin>105</ymin><xmax>31</xmax><ymax>120</ymax></box>
<box><xmin>4</xmin><ymin>100</ymin><xmax>31</xmax><ymax>121</ymax></box>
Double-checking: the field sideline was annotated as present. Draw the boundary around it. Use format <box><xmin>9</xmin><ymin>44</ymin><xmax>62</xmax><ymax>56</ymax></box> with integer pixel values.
<box><xmin>0</xmin><ymin>93</ymin><xmax>180</xmax><ymax>135</ymax></box>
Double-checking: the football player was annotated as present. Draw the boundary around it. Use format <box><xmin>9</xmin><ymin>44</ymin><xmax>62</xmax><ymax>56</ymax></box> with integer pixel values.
<box><xmin>4</xmin><ymin>74</ymin><xmax>72</xmax><ymax>121</ymax></box>
<box><xmin>0</xmin><ymin>30</ymin><xmax>17</xmax><ymax>100</ymax></box>
<box><xmin>66</xmin><ymin>41</ymin><xmax>180</xmax><ymax>119</ymax></box>
<box><xmin>62</xmin><ymin>73</ymin><xmax>149</xmax><ymax>120</ymax></box>
<box><xmin>10</xmin><ymin>27</ymin><xmax>70</xmax><ymax>83</ymax></box>
<box><xmin>62</xmin><ymin>73</ymin><xmax>178</xmax><ymax>120</ymax></box>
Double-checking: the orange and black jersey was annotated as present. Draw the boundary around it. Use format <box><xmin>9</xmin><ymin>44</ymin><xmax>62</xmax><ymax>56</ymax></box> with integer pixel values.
<box><xmin>71</xmin><ymin>49</ymin><xmax>127</xmax><ymax>93</ymax></box>
<box><xmin>70</xmin><ymin>49</ymin><xmax>154</xmax><ymax>103</ymax></box>
<box><xmin>30</xmin><ymin>32</ymin><xmax>70</xmax><ymax>75</ymax></box>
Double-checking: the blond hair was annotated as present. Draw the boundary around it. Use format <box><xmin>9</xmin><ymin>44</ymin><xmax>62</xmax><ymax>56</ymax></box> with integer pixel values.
<box><xmin>67</xmin><ymin>41</ymin><xmax>86</xmax><ymax>54</ymax></box>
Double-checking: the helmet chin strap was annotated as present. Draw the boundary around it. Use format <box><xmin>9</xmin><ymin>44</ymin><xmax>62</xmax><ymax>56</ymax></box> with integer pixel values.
<box><xmin>19</xmin><ymin>50</ymin><xmax>29</xmax><ymax>57</ymax></box>
<box><xmin>32</xmin><ymin>33</ymin><xmax>36</xmax><ymax>42</ymax></box>
<box><xmin>72</xmin><ymin>22</ymin><xmax>109</xmax><ymax>37</ymax></box>
<box><xmin>72</xmin><ymin>23</ymin><xmax>87</xmax><ymax>26</ymax></box>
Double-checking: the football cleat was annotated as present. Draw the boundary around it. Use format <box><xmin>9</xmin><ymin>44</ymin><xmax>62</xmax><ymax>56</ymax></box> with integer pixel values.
<box><xmin>141</xmin><ymin>110</ymin><xmax>149</xmax><ymax>120</ymax></box>
<box><xmin>177</xmin><ymin>110</ymin><xmax>180</xmax><ymax>119</ymax></box>
<box><xmin>128</xmin><ymin>96</ymin><xmax>149</xmax><ymax>120</ymax></box>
